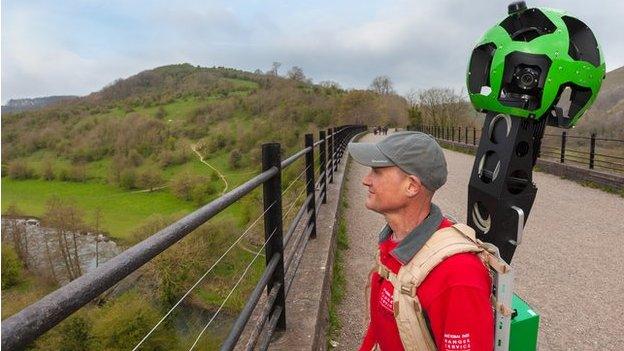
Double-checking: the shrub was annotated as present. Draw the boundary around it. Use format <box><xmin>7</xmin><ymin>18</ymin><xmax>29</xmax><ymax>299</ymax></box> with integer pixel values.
<box><xmin>42</xmin><ymin>160</ymin><xmax>56</xmax><ymax>180</ymax></box>
<box><xmin>170</xmin><ymin>171</ymin><xmax>195</xmax><ymax>201</ymax></box>
<box><xmin>91</xmin><ymin>291</ymin><xmax>177</xmax><ymax>350</ymax></box>
<box><xmin>157</xmin><ymin>147</ymin><xmax>191</xmax><ymax>168</ymax></box>
<box><xmin>68</xmin><ymin>164</ymin><xmax>87</xmax><ymax>182</ymax></box>
<box><xmin>128</xmin><ymin>149</ymin><xmax>144</xmax><ymax>167</ymax></box>
<box><xmin>154</xmin><ymin>106</ymin><xmax>167</xmax><ymax>119</ymax></box>
<box><xmin>229</xmin><ymin>149</ymin><xmax>242</xmax><ymax>169</ymax></box>
<box><xmin>170</xmin><ymin>172</ymin><xmax>214</xmax><ymax>204</ymax></box>
<box><xmin>190</xmin><ymin>181</ymin><xmax>218</xmax><ymax>205</ymax></box>
<box><xmin>137</xmin><ymin>167</ymin><xmax>164</xmax><ymax>191</ymax></box>
<box><xmin>206</xmin><ymin>133</ymin><xmax>228</xmax><ymax>153</ymax></box>
<box><xmin>7</xmin><ymin>160</ymin><xmax>36</xmax><ymax>180</ymax></box>
<box><xmin>1</xmin><ymin>244</ymin><xmax>22</xmax><ymax>289</ymax></box>
<box><xmin>57</xmin><ymin>164</ymin><xmax>87</xmax><ymax>182</ymax></box>
<box><xmin>59</xmin><ymin>315</ymin><xmax>94</xmax><ymax>351</ymax></box>
<box><xmin>119</xmin><ymin>169</ymin><xmax>138</xmax><ymax>190</ymax></box>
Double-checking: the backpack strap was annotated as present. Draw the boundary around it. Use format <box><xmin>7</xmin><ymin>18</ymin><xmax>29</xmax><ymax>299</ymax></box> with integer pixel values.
<box><xmin>379</xmin><ymin>224</ymin><xmax>486</xmax><ymax>351</ymax></box>
<box><xmin>400</xmin><ymin>224</ymin><xmax>484</xmax><ymax>288</ymax></box>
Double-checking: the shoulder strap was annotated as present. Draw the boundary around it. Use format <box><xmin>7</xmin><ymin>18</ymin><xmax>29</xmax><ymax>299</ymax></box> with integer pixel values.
<box><xmin>398</xmin><ymin>224</ymin><xmax>483</xmax><ymax>289</ymax></box>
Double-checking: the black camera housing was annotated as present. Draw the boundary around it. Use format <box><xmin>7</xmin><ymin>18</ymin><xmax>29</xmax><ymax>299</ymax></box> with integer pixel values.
<box><xmin>499</xmin><ymin>52</ymin><xmax>551</xmax><ymax>112</ymax></box>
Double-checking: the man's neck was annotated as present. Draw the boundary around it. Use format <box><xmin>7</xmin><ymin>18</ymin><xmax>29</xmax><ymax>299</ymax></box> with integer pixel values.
<box><xmin>385</xmin><ymin>201</ymin><xmax>432</xmax><ymax>242</ymax></box>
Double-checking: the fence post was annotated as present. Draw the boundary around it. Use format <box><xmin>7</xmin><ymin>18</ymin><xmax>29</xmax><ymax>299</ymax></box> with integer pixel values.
<box><xmin>589</xmin><ymin>133</ymin><xmax>596</xmax><ymax>169</ymax></box>
<box><xmin>560</xmin><ymin>131</ymin><xmax>566</xmax><ymax>163</ymax></box>
<box><xmin>458</xmin><ymin>127</ymin><xmax>461</xmax><ymax>144</ymax></box>
<box><xmin>261</xmin><ymin>142</ymin><xmax>286</xmax><ymax>330</ymax></box>
<box><xmin>327</xmin><ymin>128</ymin><xmax>334</xmax><ymax>183</ymax></box>
<box><xmin>473</xmin><ymin>127</ymin><xmax>476</xmax><ymax>146</ymax></box>
<box><xmin>465</xmin><ymin>126</ymin><xmax>468</xmax><ymax>144</ymax></box>
<box><xmin>334</xmin><ymin>128</ymin><xmax>341</xmax><ymax>171</ymax></box>
<box><xmin>305</xmin><ymin>134</ymin><xmax>317</xmax><ymax>239</ymax></box>
<box><xmin>452</xmin><ymin>127</ymin><xmax>455</xmax><ymax>142</ymax></box>
<box><xmin>319</xmin><ymin>130</ymin><xmax>327</xmax><ymax>204</ymax></box>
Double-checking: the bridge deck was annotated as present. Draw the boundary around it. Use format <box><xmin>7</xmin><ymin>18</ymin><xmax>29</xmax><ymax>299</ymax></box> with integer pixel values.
<box><xmin>335</xmin><ymin>131</ymin><xmax>624</xmax><ymax>350</ymax></box>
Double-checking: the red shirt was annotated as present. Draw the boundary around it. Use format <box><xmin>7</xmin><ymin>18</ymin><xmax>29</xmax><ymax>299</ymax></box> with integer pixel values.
<box><xmin>359</xmin><ymin>218</ymin><xmax>494</xmax><ymax>351</ymax></box>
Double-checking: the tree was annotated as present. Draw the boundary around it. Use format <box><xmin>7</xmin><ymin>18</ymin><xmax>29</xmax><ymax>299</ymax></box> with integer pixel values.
<box><xmin>320</xmin><ymin>80</ymin><xmax>341</xmax><ymax>89</ymax></box>
<box><xmin>42</xmin><ymin>158</ymin><xmax>56</xmax><ymax>180</ymax></box>
<box><xmin>170</xmin><ymin>171</ymin><xmax>209</xmax><ymax>202</ymax></box>
<box><xmin>43</xmin><ymin>197</ymin><xmax>85</xmax><ymax>282</ymax></box>
<box><xmin>7</xmin><ymin>160</ymin><xmax>35</xmax><ymax>180</ymax></box>
<box><xmin>268</xmin><ymin>61</ymin><xmax>282</xmax><ymax>76</ymax></box>
<box><xmin>287</xmin><ymin>66</ymin><xmax>306</xmax><ymax>82</ymax></box>
<box><xmin>229</xmin><ymin>149</ymin><xmax>243</xmax><ymax>169</ymax></box>
<box><xmin>416</xmin><ymin>87</ymin><xmax>468</xmax><ymax>127</ymax></box>
<box><xmin>3</xmin><ymin>204</ymin><xmax>30</xmax><ymax>269</ymax></box>
<box><xmin>406</xmin><ymin>89</ymin><xmax>423</xmax><ymax>128</ymax></box>
<box><xmin>119</xmin><ymin>168</ymin><xmax>138</xmax><ymax>190</ymax></box>
<box><xmin>92</xmin><ymin>207</ymin><xmax>103</xmax><ymax>267</ymax></box>
<box><xmin>370</xmin><ymin>75</ymin><xmax>395</xmax><ymax>95</ymax></box>
<box><xmin>137</xmin><ymin>167</ymin><xmax>164</xmax><ymax>191</ymax></box>
<box><xmin>337</xmin><ymin>90</ymin><xmax>381</xmax><ymax>126</ymax></box>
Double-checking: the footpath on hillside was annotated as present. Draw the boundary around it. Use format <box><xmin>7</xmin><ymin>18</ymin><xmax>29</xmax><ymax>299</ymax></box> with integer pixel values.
<box><xmin>335</xmin><ymin>131</ymin><xmax>624</xmax><ymax>351</ymax></box>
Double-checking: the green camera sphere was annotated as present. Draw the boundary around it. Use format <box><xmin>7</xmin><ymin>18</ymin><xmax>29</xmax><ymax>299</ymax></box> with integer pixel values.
<box><xmin>466</xmin><ymin>5</ymin><xmax>605</xmax><ymax>127</ymax></box>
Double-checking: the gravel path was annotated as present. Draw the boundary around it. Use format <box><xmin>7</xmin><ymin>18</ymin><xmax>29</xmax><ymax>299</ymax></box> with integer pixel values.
<box><xmin>335</xmin><ymin>131</ymin><xmax>624</xmax><ymax>350</ymax></box>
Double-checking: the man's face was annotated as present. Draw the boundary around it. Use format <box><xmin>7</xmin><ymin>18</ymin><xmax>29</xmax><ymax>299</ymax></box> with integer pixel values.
<box><xmin>362</xmin><ymin>166</ymin><xmax>411</xmax><ymax>214</ymax></box>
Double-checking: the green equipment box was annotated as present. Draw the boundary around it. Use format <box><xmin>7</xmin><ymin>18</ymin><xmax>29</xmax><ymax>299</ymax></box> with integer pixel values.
<box><xmin>510</xmin><ymin>294</ymin><xmax>539</xmax><ymax>351</ymax></box>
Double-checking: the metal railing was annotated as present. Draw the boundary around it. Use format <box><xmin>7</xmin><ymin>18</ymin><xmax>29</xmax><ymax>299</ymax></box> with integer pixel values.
<box><xmin>1</xmin><ymin>124</ymin><xmax>367</xmax><ymax>350</ymax></box>
<box><xmin>412</xmin><ymin>124</ymin><xmax>624</xmax><ymax>176</ymax></box>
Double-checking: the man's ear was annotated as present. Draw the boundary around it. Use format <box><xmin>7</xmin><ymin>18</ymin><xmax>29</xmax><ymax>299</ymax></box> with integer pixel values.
<box><xmin>406</xmin><ymin>175</ymin><xmax>423</xmax><ymax>197</ymax></box>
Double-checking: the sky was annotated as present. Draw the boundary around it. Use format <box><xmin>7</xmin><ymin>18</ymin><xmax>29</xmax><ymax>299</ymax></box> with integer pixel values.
<box><xmin>2</xmin><ymin>0</ymin><xmax>623</xmax><ymax>104</ymax></box>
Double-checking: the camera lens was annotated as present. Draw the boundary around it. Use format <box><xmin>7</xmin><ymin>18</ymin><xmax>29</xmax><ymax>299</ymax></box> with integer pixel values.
<box><xmin>514</xmin><ymin>66</ymin><xmax>540</xmax><ymax>90</ymax></box>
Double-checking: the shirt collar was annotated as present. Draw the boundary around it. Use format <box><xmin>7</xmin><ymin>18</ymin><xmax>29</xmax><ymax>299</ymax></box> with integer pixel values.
<box><xmin>378</xmin><ymin>203</ymin><xmax>443</xmax><ymax>265</ymax></box>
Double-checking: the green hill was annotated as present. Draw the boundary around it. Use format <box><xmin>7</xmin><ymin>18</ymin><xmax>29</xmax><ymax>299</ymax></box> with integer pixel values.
<box><xmin>2</xmin><ymin>63</ymin><xmax>408</xmax><ymax>239</ymax></box>
<box><xmin>1</xmin><ymin>63</ymin><xmax>409</xmax><ymax>349</ymax></box>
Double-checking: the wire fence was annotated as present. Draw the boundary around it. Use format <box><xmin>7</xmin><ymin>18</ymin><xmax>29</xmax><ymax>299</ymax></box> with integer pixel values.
<box><xmin>1</xmin><ymin>125</ymin><xmax>367</xmax><ymax>351</ymax></box>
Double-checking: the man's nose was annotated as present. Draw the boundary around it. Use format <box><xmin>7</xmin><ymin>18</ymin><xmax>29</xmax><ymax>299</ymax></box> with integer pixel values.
<box><xmin>362</xmin><ymin>170</ymin><xmax>372</xmax><ymax>187</ymax></box>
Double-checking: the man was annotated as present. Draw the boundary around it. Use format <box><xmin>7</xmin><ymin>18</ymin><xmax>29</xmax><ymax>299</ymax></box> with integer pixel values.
<box><xmin>348</xmin><ymin>131</ymin><xmax>493</xmax><ymax>351</ymax></box>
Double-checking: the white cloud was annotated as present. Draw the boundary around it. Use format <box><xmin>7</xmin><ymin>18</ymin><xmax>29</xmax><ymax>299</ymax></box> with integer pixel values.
<box><xmin>2</xmin><ymin>0</ymin><xmax>623</xmax><ymax>103</ymax></box>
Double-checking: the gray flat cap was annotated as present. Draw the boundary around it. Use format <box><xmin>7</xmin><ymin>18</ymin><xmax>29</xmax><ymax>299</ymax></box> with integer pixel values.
<box><xmin>348</xmin><ymin>131</ymin><xmax>447</xmax><ymax>191</ymax></box>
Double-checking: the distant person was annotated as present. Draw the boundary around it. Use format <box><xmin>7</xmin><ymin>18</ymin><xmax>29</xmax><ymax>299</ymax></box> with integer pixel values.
<box><xmin>348</xmin><ymin>131</ymin><xmax>493</xmax><ymax>351</ymax></box>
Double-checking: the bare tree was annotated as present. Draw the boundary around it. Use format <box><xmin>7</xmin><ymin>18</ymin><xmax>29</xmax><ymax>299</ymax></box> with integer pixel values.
<box><xmin>417</xmin><ymin>87</ymin><xmax>469</xmax><ymax>127</ymax></box>
<box><xmin>370</xmin><ymin>75</ymin><xmax>395</xmax><ymax>95</ymax></box>
<box><xmin>268</xmin><ymin>62</ymin><xmax>282</xmax><ymax>76</ymax></box>
<box><xmin>287</xmin><ymin>66</ymin><xmax>306</xmax><ymax>82</ymax></box>
<box><xmin>320</xmin><ymin>80</ymin><xmax>341</xmax><ymax>90</ymax></box>
<box><xmin>92</xmin><ymin>208</ymin><xmax>103</xmax><ymax>267</ymax></box>
<box><xmin>43</xmin><ymin>197</ymin><xmax>84</xmax><ymax>282</ymax></box>
<box><xmin>2</xmin><ymin>204</ymin><xmax>30</xmax><ymax>269</ymax></box>
<box><xmin>43</xmin><ymin>233</ymin><xmax>58</xmax><ymax>283</ymax></box>
<box><xmin>405</xmin><ymin>89</ymin><xmax>423</xmax><ymax>127</ymax></box>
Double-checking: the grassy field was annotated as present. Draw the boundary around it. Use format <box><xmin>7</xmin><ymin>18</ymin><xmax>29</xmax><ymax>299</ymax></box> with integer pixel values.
<box><xmin>1</xmin><ymin>177</ymin><xmax>195</xmax><ymax>241</ymax></box>
<box><xmin>1</xmin><ymin>130</ymin><xmax>267</xmax><ymax>241</ymax></box>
